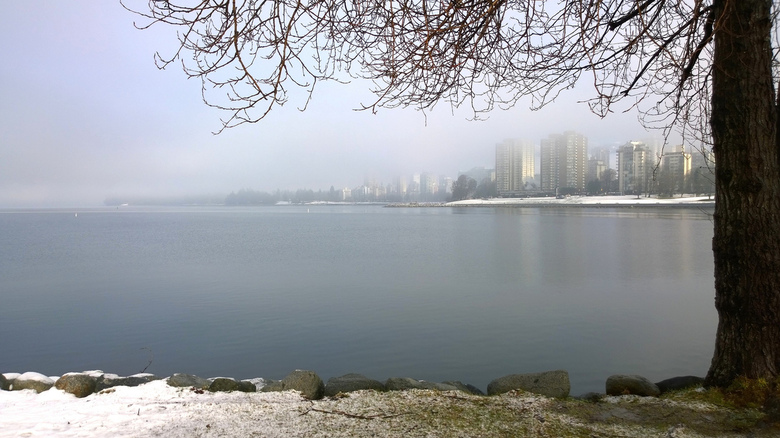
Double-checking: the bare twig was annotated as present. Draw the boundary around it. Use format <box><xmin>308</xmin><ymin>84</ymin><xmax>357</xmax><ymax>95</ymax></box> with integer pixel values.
<box><xmin>140</xmin><ymin>347</ymin><xmax>154</xmax><ymax>374</ymax></box>
<box><xmin>300</xmin><ymin>401</ymin><xmax>409</xmax><ymax>419</ymax></box>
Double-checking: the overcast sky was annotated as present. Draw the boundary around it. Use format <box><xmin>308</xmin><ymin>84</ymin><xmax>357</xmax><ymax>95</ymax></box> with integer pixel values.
<box><xmin>0</xmin><ymin>2</ymin><xmax>662</xmax><ymax>207</ymax></box>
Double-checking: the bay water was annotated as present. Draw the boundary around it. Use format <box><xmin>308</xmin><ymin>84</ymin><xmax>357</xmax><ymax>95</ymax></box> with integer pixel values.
<box><xmin>0</xmin><ymin>205</ymin><xmax>716</xmax><ymax>395</ymax></box>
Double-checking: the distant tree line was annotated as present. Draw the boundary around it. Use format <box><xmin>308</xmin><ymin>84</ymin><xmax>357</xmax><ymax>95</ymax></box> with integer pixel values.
<box><xmin>224</xmin><ymin>188</ymin><xmax>278</xmax><ymax>205</ymax></box>
<box><xmin>225</xmin><ymin>188</ymin><xmax>334</xmax><ymax>205</ymax></box>
<box><xmin>584</xmin><ymin>167</ymin><xmax>715</xmax><ymax>198</ymax></box>
<box><xmin>450</xmin><ymin>175</ymin><xmax>497</xmax><ymax>201</ymax></box>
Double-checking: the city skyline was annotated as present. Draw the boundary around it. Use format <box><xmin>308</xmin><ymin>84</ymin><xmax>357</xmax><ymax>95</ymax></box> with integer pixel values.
<box><xmin>153</xmin><ymin>133</ymin><xmax>705</xmax><ymax>204</ymax></box>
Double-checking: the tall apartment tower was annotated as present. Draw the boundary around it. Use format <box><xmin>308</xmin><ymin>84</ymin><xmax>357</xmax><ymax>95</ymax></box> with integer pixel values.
<box><xmin>495</xmin><ymin>139</ymin><xmax>535</xmax><ymax>196</ymax></box>
<box><xmin>660</xmin><ymin>145</ymin><xmax>692</xmax><ymax>192</ymax></box>
<box><xmin>540</xmin><ymin>131</ymin><xmax>588</xmax><ymax>192</ymax></box>
<box><xmin>617</xmin><ymin>141</ymin><xmax>652</xmax><ymax>193</ymax></box>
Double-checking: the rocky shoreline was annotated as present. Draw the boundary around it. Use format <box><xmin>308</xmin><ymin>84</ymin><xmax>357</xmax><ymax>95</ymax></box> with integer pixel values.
<box><xmin>2</xmin><ymin>368</ymin><xmax>702</xmax><ymax>401</ymax></box>
<box><xmin>4</xmin><ymin>368</ymin><xmax>779</xmax><ymax>437</ymax></box>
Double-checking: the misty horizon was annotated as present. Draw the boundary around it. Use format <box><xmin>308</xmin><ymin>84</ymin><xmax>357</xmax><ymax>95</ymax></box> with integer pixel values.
<box><xmin>1</xmin><ymin>2</ymin><xmax>678</xmax><ymax>208</ymax></box>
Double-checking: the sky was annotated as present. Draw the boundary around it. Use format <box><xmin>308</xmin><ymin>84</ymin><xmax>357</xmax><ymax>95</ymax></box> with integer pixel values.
<box><xmin>0</xmin><ymin>2</ymin><xmax>662</xmax><ymax>207</ymax></box>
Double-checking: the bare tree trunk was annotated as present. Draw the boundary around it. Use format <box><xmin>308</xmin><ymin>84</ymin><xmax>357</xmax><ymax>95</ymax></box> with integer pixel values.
<box><xmin>705</xmin><ymin>0</ymin><xmax>780</xmax><ymax>387</ymax></box>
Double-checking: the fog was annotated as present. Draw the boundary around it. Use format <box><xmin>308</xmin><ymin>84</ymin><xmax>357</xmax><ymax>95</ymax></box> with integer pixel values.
<box><xmin>1</xmin><ymin>2</ymin><xmax>657</xmax><ymax>208</ymax></box>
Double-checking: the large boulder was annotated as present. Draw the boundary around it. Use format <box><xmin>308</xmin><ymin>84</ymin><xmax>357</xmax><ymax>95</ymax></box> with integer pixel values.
<box><xmin>262</xmin><ymin>370</ymin><xmax>324</xmax><ymax>400</ymax></box>
<box><xmin>209</xmin><ymin>377</ymin><xmax>240</xmax><ymax>392</ymax></box>
<box><xmin>385</xmin><ymin>377</ymin><xmax>459</xmax><ymax>392</ymax></box>
<box><xmin>12</xmin><ymin>372</ymin><xmax>55</xmax><ymax>393</ymax></box>
<box><xmin>324</xmin><ymin>373</ymin><xmax>385</xmax><ymax>396</ymax></box>
<box><xmin>606</xmin><ymin>374</ymin><xmax>661</xmax><ymax>397</ymax></box>
<box><xmin>95</xmin><ymin>374</ymin><xmax>159</xmax><ymax>392</ymax></box>
<box><xmin>237</xmin><ymin>380</ymin><xmax>257</xmax><ymax>393</ymax></box>
<box><xmin>0</xmin><ymin>374</ymin><xmax>9</xmax><ymax>390</ymax></box>
<box><xmin>654</xmin><ymin>376</ymin><xmax>704</xmax><ymax>394</ymax></box>
<box><xmin>487</xmin><ymin>370</ymin><xmax>570</xmax><ymax>398</ymax></box>
<box><xmin>166</xmin><ymin>373</ymin><xmax>211</xmax><ymax>390</ymax></box>
<box><xmin>55</xmin><ymin>373</ymin><xmax>97</xmax><ymax>398</ymax></box>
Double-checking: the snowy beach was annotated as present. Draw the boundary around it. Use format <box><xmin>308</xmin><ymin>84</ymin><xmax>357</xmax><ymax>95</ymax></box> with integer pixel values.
<box><xmin>2</xmin><ymin>372</ymin><xmax>775</xmax><ymax>438</ymax></box>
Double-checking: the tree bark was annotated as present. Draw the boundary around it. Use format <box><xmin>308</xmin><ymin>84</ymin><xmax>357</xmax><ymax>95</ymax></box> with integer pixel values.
<box><xmin>705</xmin><ymin>0</ymin><xmax>780</xmax><ymax>387</ymax></box>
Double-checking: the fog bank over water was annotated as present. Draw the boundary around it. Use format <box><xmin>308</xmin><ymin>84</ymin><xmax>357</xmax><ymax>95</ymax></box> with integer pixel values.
<box><xmin>1</xmin><ymin>2</ymin><xmax>661</xmax><ymax>208</ymax></box>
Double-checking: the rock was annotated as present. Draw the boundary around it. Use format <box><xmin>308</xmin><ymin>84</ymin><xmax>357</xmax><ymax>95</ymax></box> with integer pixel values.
<box><xmin>427</xmin><ymin>381</ymin><xmax>463</xmax><ymax>391</ymax></box>
<box><xmin>385</xmin><ymin>377</ymin><xmax>459</xmax><ymax>392</ymax></box>
<box><xmin>283</xmin><ymin>370</ymin><xmax>325</xmax><ymax>400</ymax></box>
<box><xmin>606</xmin><ymin>374</ymin><xmax>661</xmax><ymax>397</ymax></box>
<box><xmin>385</xmin><ymin>377</ymin><xmax>422</xmax><ymax>391</ymax></box>
<box><xmin>443</xmin><ymin>381</ymin><xmax>485</xmax><ymax>395</ymax></box>
<box><xmin>55</xmin><ymin>374</ymin><xmax>97</xmax><ymax>398</ymax></box>
<box><xmin>12</xmin><ymin>372</ymin><xmax>55</xmax><ymax>393</ymax></box>
<box><xmin>209</xmin><ymin>377</ymin><xmax>240</xmax><ymax>392</ymax></box>
<box><xmin>487</xmin><ymin>370</ymin><xmax>570</xmax><ymax>398</ymax></box>
<box><xmin>166</xmin><ymin>373</ymin><xmax>211</xmax><ymax>389</ymax></box>
<box><xmin>261</xmin><ymin>370</ymin><xmax>324</xmax><ymax>400</ymax></box>
<box><xmin>654</xmin><ymin>376</ymin><xmax>704</xmax><ymax>394</ymax></box>
<box><xmin>0</xmin><ymin>374</ymin><xmax>8</xmax><ymax>390</ymax></box>
<box><xmin>260</xmin><ymin>380</ymin><xmax>285</xmax><ymax>392</ymax></box>
<box><xmin>237</xmin><ymin>380</ymin><xmax>257</xmax><ymax>393</ymax></box>
<box><xmin>95</xmin><ymin>374</ymin><xmax>159</xmax><ymax>392</ymax></box>
<box><xmin>324</xmin><ymin>373</ymin><xmax>386</xmax><ymax>396</ymax></box>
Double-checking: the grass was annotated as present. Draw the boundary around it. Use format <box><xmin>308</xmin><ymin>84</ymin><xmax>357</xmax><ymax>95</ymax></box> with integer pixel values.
<box><xmin>301</xmin><ymin>386</ymin><xmax>779</xmax><ymax>437</ymax></box>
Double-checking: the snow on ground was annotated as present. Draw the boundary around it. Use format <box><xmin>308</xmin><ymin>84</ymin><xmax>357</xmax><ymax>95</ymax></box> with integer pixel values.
<box><xmin>0</xmin><ymin>379</ymin><xmax>326</xmax><ymax>438</ymax></box>
<box><xmin>447</xmin><ymin>195</ymin><xmax>714</xmax><ymax>206</ymax></box>
<box><xmin>0</xmin><ymin>379</ymin><xmax>553</xmax><ymax>438</ymax></box>
<box><xmin>2</xmin><ymin>375</ymin><xmax>772</xmax><ymax>437</ymax></box>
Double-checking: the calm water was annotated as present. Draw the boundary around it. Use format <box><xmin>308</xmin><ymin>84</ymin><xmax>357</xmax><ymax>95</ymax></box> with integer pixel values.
<box><xmin>0</xmin><ymin>205</ymin><xmax>716</xmax><ymax>395</ymax></box>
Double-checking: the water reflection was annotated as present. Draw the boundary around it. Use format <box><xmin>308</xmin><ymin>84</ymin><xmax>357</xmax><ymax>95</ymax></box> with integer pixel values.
<box><xmin>0</xmin><ymin>206</ymin><xmax>715</xmax><ymax>395</ymax></box>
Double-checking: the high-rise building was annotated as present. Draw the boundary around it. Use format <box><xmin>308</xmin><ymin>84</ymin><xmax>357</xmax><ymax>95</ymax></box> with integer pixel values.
<box><xmin>395</xmin><ymin>175</ymin><xmax>408</xmax><ymax>198</ymax></box>
<box><xmin>617</xmin><ymin>141</ymin><xmax>653</xmax><ymax>194</ymax></box>
<box><xmin>660</xmin><ymin>146</ymin><xmax>692</xmax><ymax>192</ymax></box>
<box><xmin>540</xmin><ymin>131</ymin><xmax>588</xmax><ymax>192</ymax></box>
<box><xmin>495</xmin><ymin>139</ymin><xmax>535</xmax><ymax>196</ymax></box>
<box><xmin>587</xmin><ymin>158</ymin><xmax>607</xmax><ymax>183</ymax></box>
<box><xmin>419</xmin><ymin>172</ymin><xmax>438</xmax><ymax>199</ymax></box>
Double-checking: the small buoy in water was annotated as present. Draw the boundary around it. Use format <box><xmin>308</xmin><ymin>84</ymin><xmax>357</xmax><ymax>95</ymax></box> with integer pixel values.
<box><xmin>74</xmin><ymin>213</ymin><xmax>78</xmax><ymax>217</ymax></box>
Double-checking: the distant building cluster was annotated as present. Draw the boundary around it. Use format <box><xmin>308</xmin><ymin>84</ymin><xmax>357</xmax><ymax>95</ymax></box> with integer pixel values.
<box><xmin>227</xmin><ymin>131</ymin><xmax>716</xmax><ymax>205</ymax></box>
<box><xmin>327</xmin><ymin>131</ymin><xmax>715</xmax><ymax>203</ymax></box>
<box><xmin>491</xmin><ymin>132</ymin><xmax>715</xmax><ymax>198</ymax></box>
<box><xmin>340</xmin><ymin>173</ymin><xmax>455</xmax><ymax>202</ymax></box>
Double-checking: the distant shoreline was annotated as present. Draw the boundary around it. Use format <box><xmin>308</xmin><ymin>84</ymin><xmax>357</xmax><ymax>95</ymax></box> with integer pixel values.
<box><xmin>389</xmin><ymin>202</ymin><xmax>715</xmax><ymax>209</ymax></box>
<box><xmin>388</xmin><ymin>195</ymin><xmax>715</xmax><ymax>209</ymax></box>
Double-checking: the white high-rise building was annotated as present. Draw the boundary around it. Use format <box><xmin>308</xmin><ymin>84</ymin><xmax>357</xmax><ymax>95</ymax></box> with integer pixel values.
<box><xmin>617</xmin><ymin>141</ymin><xmax>652</xmax><ymax>194</ymax></box>
<box><xmin>495</xmin><ymin>139</ymin><xmax>535</xmax><ymax>196</ymax></box>
<box><xmin>540</xmin><ymin>131</ymin><xmax>588</xmax><ymax>192</ymax></box>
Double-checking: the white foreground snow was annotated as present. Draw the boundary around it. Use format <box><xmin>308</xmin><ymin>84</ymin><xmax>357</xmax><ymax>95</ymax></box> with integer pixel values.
<box><xmin>0</xmin><ymin>379</ymin><xmax>328</xmax><ymax>438</ymax></box>
<box><xmin>1</xmin><ymin>376</ymin><xmax>769</xmax><ymax>438</ymax></box>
